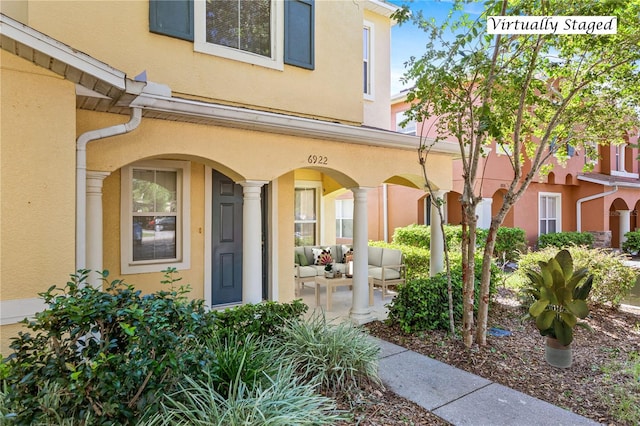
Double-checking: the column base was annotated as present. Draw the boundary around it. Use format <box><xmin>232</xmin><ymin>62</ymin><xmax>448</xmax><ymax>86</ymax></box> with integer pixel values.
<box><xmin>349</xmin><ymin>308</ymin><xmax>376</xmax><ymax>325</ymax></box>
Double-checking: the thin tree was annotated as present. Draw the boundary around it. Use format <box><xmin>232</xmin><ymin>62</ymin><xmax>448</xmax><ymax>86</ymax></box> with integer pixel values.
<box><xmin>394</xmin><ymin>0</ymin><xmax>640</xmax><ymax>347</ymax></box>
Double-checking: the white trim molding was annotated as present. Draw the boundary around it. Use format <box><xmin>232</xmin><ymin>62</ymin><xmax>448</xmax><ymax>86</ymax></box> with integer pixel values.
<box><xmin>1</xmin><ymin>298</ymin><xmax>47</xmax><ymax>325</ymax></box>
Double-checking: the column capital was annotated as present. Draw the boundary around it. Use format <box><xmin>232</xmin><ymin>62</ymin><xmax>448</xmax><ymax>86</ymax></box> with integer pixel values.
<box><xmin>239</xmin><ymin>180</ymin><xmax>268</xmax><ymax>188</ymax></box>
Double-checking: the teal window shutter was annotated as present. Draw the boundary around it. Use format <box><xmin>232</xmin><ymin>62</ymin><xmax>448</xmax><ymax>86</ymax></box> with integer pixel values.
<box><xmin>284</xmin><ymin>0</ymin><xmax>315</xmax><ymax>70</ymax></box>
<box><xmin>149</xmin><ymin>0</ymin><xmax>194</xmax><ymax>41</ymax></box>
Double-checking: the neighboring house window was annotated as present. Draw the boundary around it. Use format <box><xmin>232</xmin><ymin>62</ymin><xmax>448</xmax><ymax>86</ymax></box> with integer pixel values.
<box><xmin>150</xmin><ymin>0</ymin><xmax>314</xmax><ymax>70</ymax></box>
<box><xmin>335</xmin><ymin>198</ymin><xmax>354</xmax><ymax>239</ymax></box>
<box><xmin>363</xmin><ymin>22</ymin><xmax>373</xmax><ymax>98</ymax></box>
<box><xmin>121</xmin><ymin>160</ymin><xmax>191</xmax><ymax>274</ymax></box>
<box><xmin>539</xmin><ymin>192</ymin><xmax>561</xmax><ymax>235</ymax></box>
<box><xmin>294</xmin><ymin>182</ymin><xmax>320</xmax><ymax>246</ymax></box>
<box><xmin>496</xmin><ymin>143</ymin><xmax>512</xmax><ymax>156</ymax></box>
<box><xmin>615</xmin><ymin>144</ymin><xmax>625</xmax><ymax>171</ymax></box>
<box><xmin>395</xmin><ymin>110</ymin><xmax>416</xmax><ymax>135</ymax></box>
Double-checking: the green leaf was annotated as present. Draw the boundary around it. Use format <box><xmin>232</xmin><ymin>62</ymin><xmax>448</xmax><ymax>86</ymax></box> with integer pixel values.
<box><xmin>529</xmin><ymin>299</ymin><xmax>549</xmax><ymax>317</ymax></box>
<box><xmin>565</xmin><ymin>299</ymin><xmax>589</xmax><ymax>319</ymax></box>
<box><xmin>553</xmin><ymin>319</ymin><xmax>573</xmax><ymax>346</ymax></box>
<box><xmin>536</xmin><ymin>309</ymin><xmax>556</xmax><ymax>331</ymax></box>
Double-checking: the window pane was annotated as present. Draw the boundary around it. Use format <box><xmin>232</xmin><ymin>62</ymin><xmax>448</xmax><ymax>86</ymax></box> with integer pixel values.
<box><xmin>295</xmin><ymin>223</ymin><xmax>315</xmax><ymax>246</ymax></box>
<box><xmin>540</xmin><ymin>220</ymin><xmax>547</xmax><ymax>235</ymax></box>
<box><xmin>539</xmin><ymin>196</ymin><xmax>546</xmax><ymax>219</ymax></box>
<box><xmin>341</xmin><ymin>219</ymin><xmax>353</xmax><ymax>238</ymax></box>
<box><xmin>206</xmin><ymin>0</ymin><xmax>271</xmax><ymax>57</ymax></box>
<box><xmin>548</xmin><ymin>220</ymin><xmax>557</xmax><ymax>234</ymax></box>
<box><xmin>295</xmin><ymin>188</ymin><xmax>316</xmax><ymax>220</ymax></box>
<box><xmin>133</xmin><ymin>216</ymin><xmax>177</xmax><ymax>261</ymax></box>
<box><xmin>132</xmin><ymin>169</ymin><xmax>177</xmax><ymax>213</ymax></box>
<box><xmin>547</xmin><ymin>197</ymin><xmax>556</xmax><ymax>219</ymax></box>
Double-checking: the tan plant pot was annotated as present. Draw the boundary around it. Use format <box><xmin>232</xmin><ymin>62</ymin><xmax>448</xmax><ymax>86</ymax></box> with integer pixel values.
<box><xmin>545</xmin><ymin>337</ymin><xmax>572</xmax><ymax>368</ymax></box>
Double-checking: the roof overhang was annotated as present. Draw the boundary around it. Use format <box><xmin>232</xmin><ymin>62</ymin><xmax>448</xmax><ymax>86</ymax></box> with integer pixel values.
<box><xmin>578</xmin><ymin>173</ymin><xmax>640</xmax><ymax>189</ymax></box>
<box><xmin>0</xmin><ymin>12</ymin><xmax>460</xmax><ymax>156</ymax></box>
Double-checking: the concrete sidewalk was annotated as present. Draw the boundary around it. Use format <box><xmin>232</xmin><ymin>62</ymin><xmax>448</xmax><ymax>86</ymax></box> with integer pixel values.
<box><xmin>299</xmin><ymin>284</ymin><xmax>601</xmax><ymax>425</ymax></box>
<box><xmin>372</xmin><ymin>336</ymin><xmax>601</xmax><ymax>426</ymax></box>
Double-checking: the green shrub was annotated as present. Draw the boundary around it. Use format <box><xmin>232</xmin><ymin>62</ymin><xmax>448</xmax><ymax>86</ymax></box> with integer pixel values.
<box><xmin>3</xmin><ymin>269</ymin><xmax>211</xmax><ymax>424</ymax></box>
<box><xmin>494</xmin><ymin>227</ymin><xmax>528</xmax><ymax>262</ymax></box>
<box><xmin>277</xmin><ymin>313</ymin><xmax>380</xmax><ymax>395</ymax></box>
<box><xmin>1</xmin><ymin>269</ymin><xmax>310</xmax><ymax>424</ymax></box>
<box><xmin>537</xmin><ymin>231</ymin><xmax>594</xmax><ymax>249</ymax></box>
<box><xmin>144</xmin><ymin>365</ymin><xmax>346</xmax><ymax>425</ymax></box>
<box><xmin>622</xmin><ymin>231</ymin><xmax>640</xmax><ymax>256</ymax></box>
<box><xmin>517</xmin><ymin>246</ymin><xmax>637</xmax><ymax>306</ymax></box>
<box><xmin>386</xmin><ymin>256</ymin><xmax>501</xmax><ymax>333</ymax></box>
<box><xmin>210</xmin><ymin>299</ymin><xmax>308</xmax><ymax>340</ymax></box>
<box><xmin>391</xmin><ymin>224</ymin><xmax>527</xmax><ymax>262</ymax></box>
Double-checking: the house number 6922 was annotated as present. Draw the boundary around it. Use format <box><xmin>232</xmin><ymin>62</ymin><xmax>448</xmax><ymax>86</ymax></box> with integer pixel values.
<box><xmin>307</xmin><ymin>155</ymin><xmax>328</xmax><ymax>165</ymax></box>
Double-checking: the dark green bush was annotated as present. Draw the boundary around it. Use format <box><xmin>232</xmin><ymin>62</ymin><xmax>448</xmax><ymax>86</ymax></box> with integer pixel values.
<box><xmin>386</xmin><ymin>256</ymin><xmax>501</xmax><ymax>333</ymax></box>
<box><xmin>622</xmin><ymin>231</ymin><xmax>640</xmax><ymax>256</ymax></box>
<box><xmin>1</xmin><ymin>270</ymin><xmax>308</xmax><ymax>424</ymax></box>
<box><xmin>210</xmin><ymin>299</ymin><xmax>307</xmax><ymax>340</ymax></box>
<box><xmin>537</xmin><ymin>231</ymin><xmax>594</xmax><ymax>249</ymax></box>
<box><xmin>494</xmin><ymin>227</ymin><xmax>528</xmax><ymax>262</ymax></box>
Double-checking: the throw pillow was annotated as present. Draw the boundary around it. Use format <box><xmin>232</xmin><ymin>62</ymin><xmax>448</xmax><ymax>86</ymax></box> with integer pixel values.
<box><xmin>311</xmin><ymin>248</ymin><xmax>324</xmax><ymax>265</ymax></box>
<box><xmin>297</xmin><ymin>252</ymin><xmax>309</xmax><ymax>266</ymax></box>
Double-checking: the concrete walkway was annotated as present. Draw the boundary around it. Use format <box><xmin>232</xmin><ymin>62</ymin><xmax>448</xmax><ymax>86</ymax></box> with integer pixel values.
<box><xmin>373</xmin><ymin>336</ymin><xmax>600</xmax><ymax>426</ymax></box>
<box><xmin>299</xmin><ymin>285</ymin><xmax>601</xmax><ymax>425</ymax></box>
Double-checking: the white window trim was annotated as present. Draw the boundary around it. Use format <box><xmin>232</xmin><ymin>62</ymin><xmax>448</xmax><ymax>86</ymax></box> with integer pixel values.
<box><xmin>295</xmin><ymin>180</ymin><xmax>323</xmax><ymax>245</ymax></box>
<box><xmin>538</xmin><ymin>192</ymin><xmax>562</xmax><ymax>236</ymax></box>
<box><xmin>363</xmin><ymin>20</ymin><xmax>375</xmax><ymax>100</ymax></box>
<box><xmin>121</xmin><ymin>160</ymin><xmax>191</xmax><ymax>274</ymax></box>
<box><xmin>194</xmin><ymin>0</ymin><xmax>284</xmax><ymax>71</ymax></box>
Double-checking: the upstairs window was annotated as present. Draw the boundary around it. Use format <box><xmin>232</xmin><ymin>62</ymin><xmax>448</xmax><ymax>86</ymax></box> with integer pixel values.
<box><xmin>150</xmin><ymin>0</ymin><xmax>314</xmax><ymax>70</ymax></box>
<box><xmin>363</xmin><ymin>22</ymin><xmax>373</xmax><ymax>98</ymax></box>
<box><xmin>195</xmin><ymin>0</ymin><xmax>282</xmax><ymax>69</ymax></box>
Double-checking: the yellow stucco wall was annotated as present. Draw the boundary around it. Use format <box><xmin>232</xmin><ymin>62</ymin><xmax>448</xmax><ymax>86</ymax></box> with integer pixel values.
<box><xmin>20</xmin><ymin>0</ymin><xmax>364</xmax><ymax>124</ymax></box>
<box><xmin>0</xmin><ymin>52</ymin><xmax>76</xmax><ymax>300</ymax></box>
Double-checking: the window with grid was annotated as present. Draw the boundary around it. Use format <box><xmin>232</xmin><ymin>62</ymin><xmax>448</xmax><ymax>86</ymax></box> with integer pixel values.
<box><xmin>294</xmin><ymin>186</ymin><xmax>318</xmax><ymax>246</ymax></box>
<box><xmin>539</xmin><ymin>193</ymin><xmax>561</xmax><ymax>235</ymax></box>
<box><xmin>363</xmin><ymin>23</ymin><xmax>372</xmax><ymax>97</ymax></box>
<box><xmin>121</xmin><ymin>161</ymin><xmax>190</xmax><ymax>273</ymax></box>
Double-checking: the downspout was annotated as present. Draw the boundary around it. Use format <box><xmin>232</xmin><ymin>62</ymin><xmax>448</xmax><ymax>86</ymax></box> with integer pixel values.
<box><xmin>76</xmin><ymin>107</ymin><xmax>143</xmax><ymax>270</ymax></box>
<box><xmin>382</xmin><ymin>183</ymin><xmax>388</xmax><ymax>242</ymax></box>
<box><xmin>576</xmin><ymin>185</ymin><xmax>618</xmax><ymax>232</ymax></box>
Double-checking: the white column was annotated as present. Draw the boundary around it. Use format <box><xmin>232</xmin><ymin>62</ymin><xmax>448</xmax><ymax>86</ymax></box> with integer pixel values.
<box><xmin>430</xmin><ymin>191</ymin><xmax>447</xmax><ymax>276</ymax></box>
<box><xmin>86</xmin><ymin>171</ymin><xmax>110</xmax><ymax>288</ymax></box>
<box><xmin>619</xmin><ymin>209</ymin><xmax>631</xmax><ymax>248</ymax></box>
<box><xmin>350</xmin><ymin>187</ymin><xmax>375</xmax><ymax>324</ymax></box>
<box><xmin>240</xmin><ymin>180</ymin><xmax>267</xmax><ymax>304</ymax></box>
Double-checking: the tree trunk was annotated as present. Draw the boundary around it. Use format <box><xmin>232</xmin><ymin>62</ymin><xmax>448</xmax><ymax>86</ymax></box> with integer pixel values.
<box><xmin>461</xmin><ymin>201</ymin><xmax>478</xmax><ymax>348</ymax></box>
<box><xmin>475</xmin><ymin>220</ymin><xmax>499</xmax><ymax>345</ymax></box>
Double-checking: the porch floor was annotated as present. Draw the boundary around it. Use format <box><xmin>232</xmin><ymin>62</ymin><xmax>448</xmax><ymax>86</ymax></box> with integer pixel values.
<box><xmin>297</xmin><ymin>282</ymin><xmax>394</xmax><ymax>323</ymax></box>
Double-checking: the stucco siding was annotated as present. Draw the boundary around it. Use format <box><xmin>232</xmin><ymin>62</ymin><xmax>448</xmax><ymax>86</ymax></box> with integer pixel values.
<box><xmin>23</xmin><ymin>0</ymin><xmax>365</xmax><ymax>124</ymax></box>
<box><xmin>1</xmin><ymin>52</ymin><xmax>76</xmax><ymax>301</ymax></box>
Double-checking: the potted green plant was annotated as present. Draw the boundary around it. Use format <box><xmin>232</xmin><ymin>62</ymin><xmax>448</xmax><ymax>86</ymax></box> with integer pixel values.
<box><xmin>324</xmin><ymin>262</ymin><xmax>334</xmax><ymax>278</ymax></box>
<box><xmin>523</xmin><ymin>249</ymin><xmax>593</xmax><ymax>368</ymax></box>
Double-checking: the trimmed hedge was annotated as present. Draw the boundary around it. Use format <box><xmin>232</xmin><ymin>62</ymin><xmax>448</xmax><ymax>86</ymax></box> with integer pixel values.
<box><xmin>537</xmin><ymin>231</ymin><xmax>594</xmax><ymax>249</ymax></box>
<box><xmin>391</xmin><ymin>224</ymin><xmax>527</xmax><ymax>262</ymax></box>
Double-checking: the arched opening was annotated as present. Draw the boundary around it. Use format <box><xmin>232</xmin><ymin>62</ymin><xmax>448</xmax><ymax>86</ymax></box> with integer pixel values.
<box><xmin>547</xmin><ymin>172</ymin><xmax>556</xmax><ymax>185</ymax></box>
<box><xmin>492</xmin><ymin>189</ymin><xmax>514</xmax><ymax>227</ymax></box>
<box><xmin>565</xmin><ymin>174</ymin><xmax>575</xmax><ymax>186</ymax></box>
<box><xmin>609</xmin><ymin>198</ymin><xmax>630</xmax><ymax>248</ymax></box>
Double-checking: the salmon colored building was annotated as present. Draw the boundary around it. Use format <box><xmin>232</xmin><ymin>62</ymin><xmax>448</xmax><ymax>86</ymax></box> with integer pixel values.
<box><xmin>0</xmin><ymin>1</ymin><xmax>460</xmax><ymax>352</ymax></box>
<box><xmin>390</xmin><ymin>90</ymin><xmax>640</xmax><ymax>250</ymax></box>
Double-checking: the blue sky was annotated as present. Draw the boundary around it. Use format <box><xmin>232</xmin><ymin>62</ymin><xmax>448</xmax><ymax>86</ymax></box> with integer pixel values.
<box><xmin>388</xmin><ymin>1</ymin><xmax>485</xmax><ymax>94</ymax></box>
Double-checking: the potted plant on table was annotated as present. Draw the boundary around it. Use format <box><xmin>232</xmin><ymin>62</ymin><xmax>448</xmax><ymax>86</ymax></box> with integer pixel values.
<box><xmin>522</xmin><ymin>249</ymin><xmax>593</xmax><ymax>368</ymax></box>
<box><xmin>324</xmin><ymin>262</ymin><xmax>334</xmax><ymax>278</ymax></box>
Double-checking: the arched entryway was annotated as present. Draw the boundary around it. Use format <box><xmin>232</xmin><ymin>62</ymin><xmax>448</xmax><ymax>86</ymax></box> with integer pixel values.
<box><xmin>609</xmin><ymin>198</ymin><xmax>630</xmax><ymax>248</ymax></box>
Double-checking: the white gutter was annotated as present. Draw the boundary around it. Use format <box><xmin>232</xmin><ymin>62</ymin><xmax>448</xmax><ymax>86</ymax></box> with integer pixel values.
<box><xmin>129</xmin><ymin>94</ymin><xmax>460</xmax><ymax>155</ymax></box>
<box><xmin>576</xmin><ymin>186</ymin><xmax>618</xmax><ymax>232</ymax></box>
<box><xmin>76</xmin><ymin>107</ymin><xmax>142</xmax><ymax>269</ymax></box>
